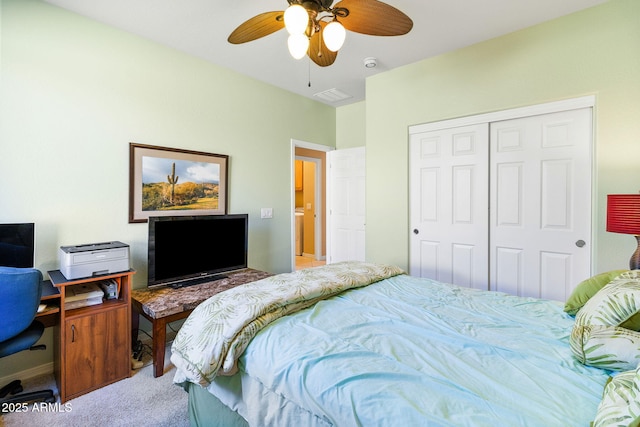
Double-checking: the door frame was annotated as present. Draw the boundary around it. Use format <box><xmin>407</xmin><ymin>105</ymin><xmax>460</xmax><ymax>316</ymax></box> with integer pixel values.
<box><xmin>409</xmin><ymin>95</ymin><xmax>597</xmax><ymax>277</ymax></box>
<box><xmin>296</xmin><ymin>155</ymin><xmax>323</xmax><ymax>259</ymax></box>
<box><xmin>290</xmin><ymin>139</ymin><xmax>333</xmax><ymax>272</ymax></box>
<box><xmin>410</xmin><ymin>96</ymin><xmax>595</xmax><ymax>133</ymax></box>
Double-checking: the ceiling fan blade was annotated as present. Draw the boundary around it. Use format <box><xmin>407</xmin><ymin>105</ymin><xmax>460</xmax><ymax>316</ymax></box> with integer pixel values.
<box><xmin>308</xmin><ymin>22</ymin><xmax>338</xmax><ymax>67</ymax></box>
<box><xmin>334</xmin><ymin>0</ymin><xmax>413</xmax><ymax>36</ymax></box>
<box><xmin>228</xmin><ymin>11</ymin><xmax>285</xmax><ymax>44</ymax></box>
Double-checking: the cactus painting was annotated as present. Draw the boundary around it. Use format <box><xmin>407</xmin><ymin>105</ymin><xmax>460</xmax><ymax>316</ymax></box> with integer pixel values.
<box><xmin>130</xmin><ymin>143</ymin><xmax>228</xmax><ymax>222</ymax></box>
<box><xmin>167</xmin><ymin>162</ymin><xmax>179</xmax><ymax>204</ymax></box>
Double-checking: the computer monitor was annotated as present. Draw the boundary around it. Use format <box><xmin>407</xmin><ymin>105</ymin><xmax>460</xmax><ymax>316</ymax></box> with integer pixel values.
<box><xmin>0</xmin><ymin>223</ymin><xmax>35</xmax><ymax>268</ymax></box>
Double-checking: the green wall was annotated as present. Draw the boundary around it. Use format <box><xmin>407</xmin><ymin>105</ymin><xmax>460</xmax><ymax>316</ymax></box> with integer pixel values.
<box><xmin>1</xmin><ymin>0</ymin><xmax>336</xmax><ymax>280</ymax></box>
<box><xmin>0</xmin><ymin>0</ymin><xmax>335</xmax><ymax>375</ymax></box>
<box><xmin>336</xmin><ymin>101</ymin><xmax>366</xmax><ymax>149</ymax></box>
<box><xmin>362</xmin><ymin>0</ymin><xmax>640</xmax><ymax>274</ymax></box>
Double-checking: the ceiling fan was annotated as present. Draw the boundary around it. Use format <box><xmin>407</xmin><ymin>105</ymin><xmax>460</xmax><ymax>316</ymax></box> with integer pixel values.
<box><xmin>228</xmin><ymin>0</ymin><xmax>413</xmax><ymax>67</ymax></box>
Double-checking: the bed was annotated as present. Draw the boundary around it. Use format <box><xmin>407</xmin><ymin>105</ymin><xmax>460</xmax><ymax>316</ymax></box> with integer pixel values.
<box><xmin>170</xmin><ymin>262</ymin><xmax>640</xmax><ymax>427</ymax></box>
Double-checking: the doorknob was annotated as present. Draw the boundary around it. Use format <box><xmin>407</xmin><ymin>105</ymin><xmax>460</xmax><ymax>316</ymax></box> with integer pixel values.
<box><xmin>413</xmin><ymin>229</ymin><xmax>419</xmax><ymax>235</ymax></box>
<box><xmin>576</xmin><ymin>240</ymin><xmax>586</xmax><ymax>248</ymax></box>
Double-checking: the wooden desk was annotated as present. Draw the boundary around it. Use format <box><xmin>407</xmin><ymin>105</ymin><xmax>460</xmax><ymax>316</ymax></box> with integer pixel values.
<box><xmin>37</xmin><ymin>279</ymin><xmax>61</xmax><ymax>328</ymax></box>
<box><xmin>49</xmin><ymin>269</ymin><xmax>135</xmax><ymax>403</ymax></box>
<box><xmin>131</xmin><ymin>268</ymin><xmax>272</xmax><ymax>378</ymax></box>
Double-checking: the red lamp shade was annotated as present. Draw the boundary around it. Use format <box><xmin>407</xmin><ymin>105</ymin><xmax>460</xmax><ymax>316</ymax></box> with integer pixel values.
<box><xmin>607</xmin><ymin>194</ymin><xmax>640</xmax><ymax>235</ymax></box>
<box><xmin>607</xmin><ymin>194</ymin><xmax>640</xmax><ymax>270</ymax></box>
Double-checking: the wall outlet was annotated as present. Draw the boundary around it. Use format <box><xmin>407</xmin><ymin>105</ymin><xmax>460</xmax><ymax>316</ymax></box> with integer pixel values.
<box><xmin>261</xmin><ymin>208</ymin><xmax>273</xmax><ymax>219</ymax></box>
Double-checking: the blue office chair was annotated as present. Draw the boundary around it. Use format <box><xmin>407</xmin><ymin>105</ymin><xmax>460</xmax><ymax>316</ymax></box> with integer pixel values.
<box><xmin>0</xmin><ymin>267</ymin><xmax>55</xmax><ymax>405</ymax></box>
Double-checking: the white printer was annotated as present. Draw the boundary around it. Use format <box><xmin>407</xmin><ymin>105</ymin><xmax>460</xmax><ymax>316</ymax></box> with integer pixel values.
<box><xmin>59</xmin><ymin>241</ymin><xmax>130</xmax><ymax>280</ymax></box>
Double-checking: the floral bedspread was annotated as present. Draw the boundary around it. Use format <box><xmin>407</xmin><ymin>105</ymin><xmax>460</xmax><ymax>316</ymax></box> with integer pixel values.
<box><xmin>170</xmin><ymin>261</ymin><xmax>404</xmax><ymax>386</ymax></box>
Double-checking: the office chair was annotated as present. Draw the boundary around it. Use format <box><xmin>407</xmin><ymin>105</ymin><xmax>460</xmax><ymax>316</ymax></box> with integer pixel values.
<box><xmin>0</xmin><ymin>267</ymin><xmax>55</xmax><ymax>405</ymax></box>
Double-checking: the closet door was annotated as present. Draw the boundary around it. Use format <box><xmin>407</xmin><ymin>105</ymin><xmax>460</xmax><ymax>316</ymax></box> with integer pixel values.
<box><xmin>490</xmin><ymin>108</ymin><xmax>592</xmax><ymax>300</ymax></box>
<box><xmin>409</xmin><ymin>124</ymin><xmax>489</xmax><ymax>289</ymax></box>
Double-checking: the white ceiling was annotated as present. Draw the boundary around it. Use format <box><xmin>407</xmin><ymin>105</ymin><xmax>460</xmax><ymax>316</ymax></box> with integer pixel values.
<box><xmin>43</xmin><ymin>0</ymin><xmax>608</xmax><ymax>107</ymax></box>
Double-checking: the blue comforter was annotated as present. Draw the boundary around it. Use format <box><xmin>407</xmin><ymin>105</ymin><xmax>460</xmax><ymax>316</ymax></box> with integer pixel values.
<box><xmin>190</xmin><ymin>274</ymin><xmax>610</xmax><ymax>426</ymax></box>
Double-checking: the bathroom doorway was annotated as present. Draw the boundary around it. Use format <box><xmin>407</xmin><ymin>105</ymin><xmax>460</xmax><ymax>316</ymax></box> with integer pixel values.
<box><xmin>291</xmin><ymin>140</ymin><xmax>330</xmax><ymax>271</ymax></box>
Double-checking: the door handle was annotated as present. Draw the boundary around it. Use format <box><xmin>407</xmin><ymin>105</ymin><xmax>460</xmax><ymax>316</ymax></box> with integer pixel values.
<box><xmin>413</xmin><ymin>229</ymin><xmax>419</xmax><ymax>235</ymax></box>
<box><xmin>576</xmin><ymin>240</ymin><xmax>586</xmax><ymax>248</ymax></box>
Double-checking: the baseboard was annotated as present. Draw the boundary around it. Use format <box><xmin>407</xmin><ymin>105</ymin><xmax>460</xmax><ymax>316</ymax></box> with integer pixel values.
<box><xmin>0</xmin><ymin>362</ymin><xmax>54</xmax><ymax>386</ymax></box>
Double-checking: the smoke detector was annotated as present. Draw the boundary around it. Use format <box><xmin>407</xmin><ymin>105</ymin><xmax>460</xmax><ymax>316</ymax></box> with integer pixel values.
<box><xmin>363</xmin><ymin>57</ymin><xmax>377</xmax><ymax>68</ymax></box>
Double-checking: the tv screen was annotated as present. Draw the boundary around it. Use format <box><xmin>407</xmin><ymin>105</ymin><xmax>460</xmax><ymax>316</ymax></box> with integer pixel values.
<box><xmin>0</xmin><ymin>223</ymin><xmax>35</xmax><ymax>268</ymax></box>
<box><xmin>147</xmin><ymin>214</ymin><xmax>248</xmax><ymax>288</ymax></box>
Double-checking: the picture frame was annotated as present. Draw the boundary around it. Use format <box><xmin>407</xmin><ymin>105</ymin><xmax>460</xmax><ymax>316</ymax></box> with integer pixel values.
<box><xmin>129</xmin><ymin>143</ymin><xmax>228</xmax><ymax>223</ymax></box>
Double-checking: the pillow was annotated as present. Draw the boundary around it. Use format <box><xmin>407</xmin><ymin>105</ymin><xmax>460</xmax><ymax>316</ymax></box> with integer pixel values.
<box><xmin>593</xmin><ymin>366</ymin><xmax>640</xmax><ymax>427</ymax></box>
<box><xmin>570</xmin><ymin>325</ymin><xmax>640</xmax><ymax>371</ymax></box>
<box><xmin>574</xmin><ymin>270</ymin><xmax>640</xmax><ymax>331</ymax></box>
<box><xmin>564</xmin><ymin>270</ymin><xmax>628</xmax><ymax>316</ymax></box>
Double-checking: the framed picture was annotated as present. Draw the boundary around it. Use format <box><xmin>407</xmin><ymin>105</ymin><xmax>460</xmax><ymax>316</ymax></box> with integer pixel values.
<box><xmin>129</xmin><ymin>143</ymin><xmax>228</xmax><ymax>223</ymax></box>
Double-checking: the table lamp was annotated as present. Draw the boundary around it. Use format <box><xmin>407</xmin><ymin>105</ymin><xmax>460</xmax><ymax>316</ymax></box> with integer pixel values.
<box><xmin>607</xmin><ymin>194</ymin><xmax>640</xmax><ymax>270</ymax></box>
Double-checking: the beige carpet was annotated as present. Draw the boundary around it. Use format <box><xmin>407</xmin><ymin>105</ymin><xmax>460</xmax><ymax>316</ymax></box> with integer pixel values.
<box><xmin>0</xmin><ymin>343</ymin><xmax>189</xmax><ymax>427</ymax></box>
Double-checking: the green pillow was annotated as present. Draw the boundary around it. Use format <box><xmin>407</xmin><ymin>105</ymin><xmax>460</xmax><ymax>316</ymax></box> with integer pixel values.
<box><xmin>564</xmin><ymin>270</ymin><xmax>628</xmax><ymax>316</ymax></box>
<box><xmin>593</xmin><ymin>366</ymin><xmax>640</xmax><ymax>427</ymax></box>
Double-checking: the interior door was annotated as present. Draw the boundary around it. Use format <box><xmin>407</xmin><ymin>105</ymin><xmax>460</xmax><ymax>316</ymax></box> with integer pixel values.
<box><xmin>409</xmin><ymin>124</ymin><xmax>489</xmax><ymax>289</ymax></box>
<box><xmin>490</xmin><ymin>108</ymin><xmax>592</xmax><ymax>300</ymax></box>
<box><xmin>327</xmin><ymin>147</ymin><xmax>366</xmax><ymax>263</ymax></box>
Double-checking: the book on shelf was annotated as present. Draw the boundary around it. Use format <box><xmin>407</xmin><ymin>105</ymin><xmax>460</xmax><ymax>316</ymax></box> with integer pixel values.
<box><xmin>65</xmin><ymin>296</ymin><xmax>104</xmax><ymax>310</ymax></box>
<box><xmin>65</xmin><ymin>283</ymin><xmax>104</xmax><ymax>309</ymax></box>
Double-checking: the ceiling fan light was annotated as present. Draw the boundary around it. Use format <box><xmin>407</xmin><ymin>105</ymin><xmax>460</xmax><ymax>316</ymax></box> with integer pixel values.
<box><xmin>323</xmin><ymin>21</ymin><xmax>346</xmax><ymax>52</ymax></box>
<box><xmin>287</xmin><ymin>33</ymin><xmax>309</xmax><ymax>59</ymax></box>
<box><xmin>284</xmin><ymin>5</ymin><xmax>309</xmax><ymax>35</ymax></box>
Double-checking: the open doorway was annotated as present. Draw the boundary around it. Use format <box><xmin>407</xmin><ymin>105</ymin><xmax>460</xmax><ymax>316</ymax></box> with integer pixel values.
<box><xmin>291</xmin><ymin>140</ymin><xmax>332</xmax><ymax>271</ymax></box>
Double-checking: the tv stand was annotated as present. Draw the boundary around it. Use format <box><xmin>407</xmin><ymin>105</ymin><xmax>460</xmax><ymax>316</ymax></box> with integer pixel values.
<box><xmin>131</xmin><ymin>268</ymin><xmax>272</xmax><ymax>377</ymax></box>
<box><xmin>169</xmin><ymin>274</ymin><xmax>228</xmax><ymax>289</ymax></box>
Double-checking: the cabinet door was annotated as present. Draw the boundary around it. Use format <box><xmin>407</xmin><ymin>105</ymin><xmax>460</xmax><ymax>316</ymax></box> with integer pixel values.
<box><xmin>64</xmin><ymin>306</ymin><xmax>129</xmax><ymax>398</ymax></box>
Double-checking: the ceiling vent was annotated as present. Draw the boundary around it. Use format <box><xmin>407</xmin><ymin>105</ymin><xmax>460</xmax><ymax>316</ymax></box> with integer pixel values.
<box><xmin>313</xmin><ymin>88</ymin><xmax>353</xmax><ymax>103</ymax></box>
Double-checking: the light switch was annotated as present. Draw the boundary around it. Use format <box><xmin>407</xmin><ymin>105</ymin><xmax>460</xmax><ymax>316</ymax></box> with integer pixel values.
<box><xmin>261</xmin><ymin>208</ymin><xmax>273</xmax><ymax>219</ymax></box>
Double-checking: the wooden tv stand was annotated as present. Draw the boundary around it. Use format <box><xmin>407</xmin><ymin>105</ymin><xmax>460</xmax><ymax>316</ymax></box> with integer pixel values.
<box><xmin>130</xmin><ymin>268</ymin><xmax>272</xmax><ymax>378</ymax></box>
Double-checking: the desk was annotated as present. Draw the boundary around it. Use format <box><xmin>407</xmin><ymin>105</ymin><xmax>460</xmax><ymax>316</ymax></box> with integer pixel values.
<box><xmin>37</xmin><ymin>280</ymin><xmax>61</xmax><ymax>328</ymax></box>
<box><xmin>131</xmin><ymin>268</ymin><xmax>272</xmax><ymax>378</ymax></box>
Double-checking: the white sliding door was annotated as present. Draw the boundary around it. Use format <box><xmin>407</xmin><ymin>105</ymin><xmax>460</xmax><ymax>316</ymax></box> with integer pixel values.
<box><xmin>409</xmin><ymin>97</ymin><xmax>593</xmax><ymax>301</ymax></box>
<box><xmin>490</xmin><ymin>108</ymin><xmax>592</xmax><ymax>300</ymax></box>
<box><xmin>409</xmin><ymin>124</ymin><xmax>489</xmax><ymax>289</ymax></box>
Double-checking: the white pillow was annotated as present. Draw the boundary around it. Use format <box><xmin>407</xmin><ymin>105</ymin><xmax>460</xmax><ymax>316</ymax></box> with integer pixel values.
<box><xmin>593</xmin><ymin>366</ymin><xmax>640</xmax><ymax>427</ymax></box>
<box><xmin>570</xmin><ymin>325</ymin><xmax>640</xmax><ymax>371</ymax></box>
<box><xmin>574</xmin><ymin>270</ymin><xmax>640</xmax><ymax>330</ymax></box>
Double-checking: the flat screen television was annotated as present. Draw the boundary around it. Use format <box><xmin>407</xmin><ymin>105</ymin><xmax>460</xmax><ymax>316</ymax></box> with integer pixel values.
<box><xmin>147</xmin><ymin>214</ymin><xmax>248</xmax><ymax>288</ymax></box>
<box><xmin>0</xmin><ymin>223</ymin><xmax>35</xmax><ymax>268</ymax></box>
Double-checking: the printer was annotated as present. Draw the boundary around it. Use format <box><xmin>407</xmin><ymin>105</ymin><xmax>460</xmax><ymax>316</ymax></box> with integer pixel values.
<box><xmin>59</xmin><ymin>241</ymin><xmax>130</xmax><ymax>280</ymax></box>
